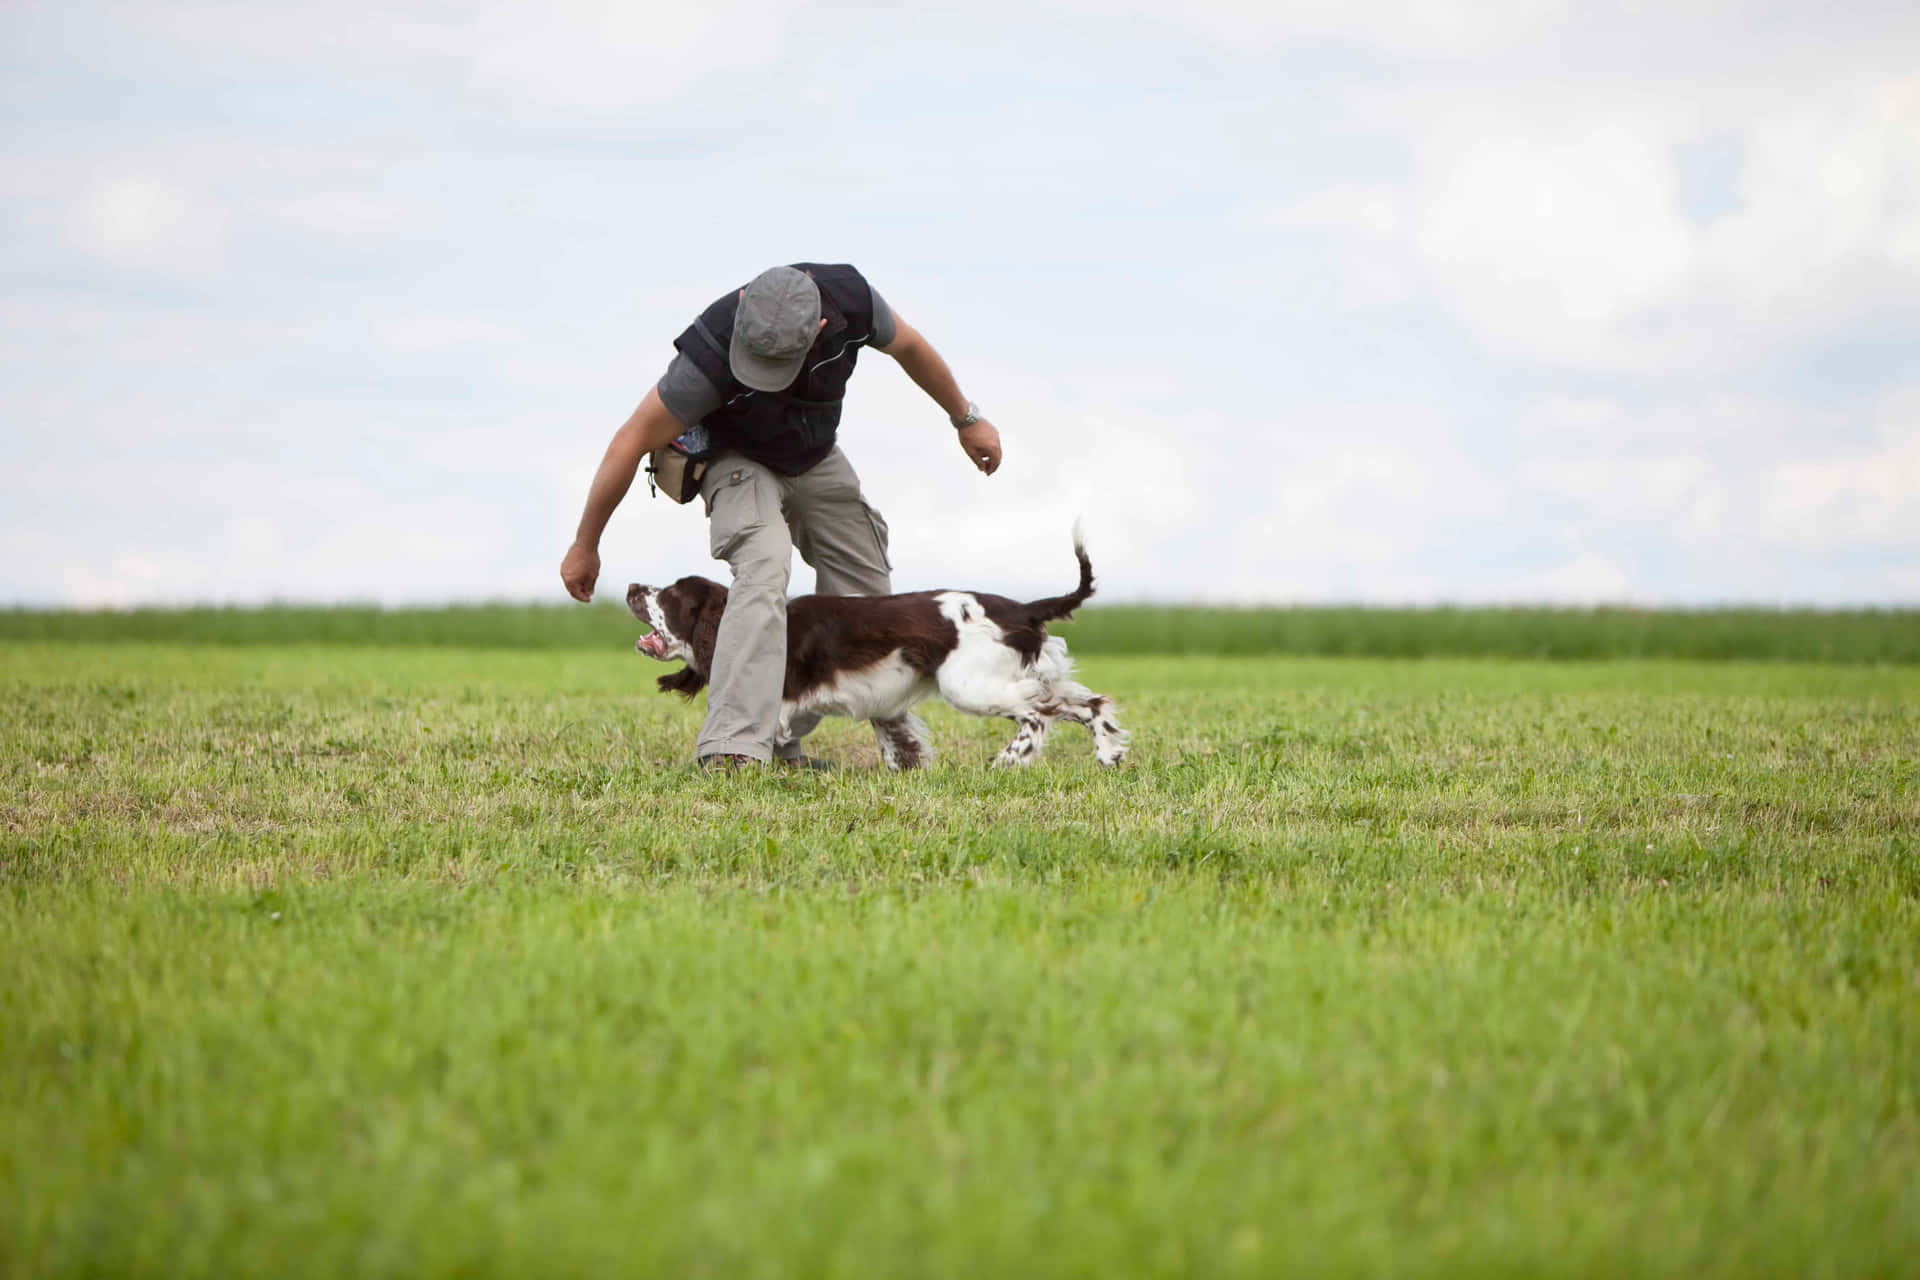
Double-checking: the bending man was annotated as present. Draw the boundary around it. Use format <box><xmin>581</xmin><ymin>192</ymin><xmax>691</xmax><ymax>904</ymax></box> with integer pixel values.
<box><xmin>560</xmin><ymin>262</ymin><xmax>1003</xmax><ymax>768</ymax></box>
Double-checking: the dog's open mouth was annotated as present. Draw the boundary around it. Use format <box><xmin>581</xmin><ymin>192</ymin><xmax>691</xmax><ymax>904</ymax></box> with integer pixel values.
<box><xmin>637</xmin><ymin>631</ymin><xmax>668</xmax><ymax>659</ymax></box>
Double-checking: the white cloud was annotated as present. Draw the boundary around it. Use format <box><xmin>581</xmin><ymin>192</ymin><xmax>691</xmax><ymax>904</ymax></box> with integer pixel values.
<box><xmin>1047</xmin><ymin>0</ymin><xmax>1570</xmax><ymax>59</ymax></box>
<box><xmin>1514</xmin><ymin>455</ymin><xmax>1711</xmax><ymax>511</ymax></box>
<box><xmin>457</xmin><ymin>2</ymin><xmax>799</xmax><ymax>113</ymax></box>
<box><xmin>74</xmin><ymin>177</ymin><xmax>228</xmax><ymax>274</ymax></box>
<box><xmin>1409</xmin><ymin>75</ymin><xmax>1920</xmax><ymax>373</ymax></box>
<box><xmin>1417</xmin><ymin>123</ymin><xmax>1697</xmax><ymax>367</ymax></box>
<box><xmin>88</xmin><ymin>0</ymin><xmax>804</xmax><ymax>118</ymax></box>
<box><xmin>1712</xmin><ymin>85</ymin><xmax>1920</xmax><ymax>287</ymax></box>
<box><xmin>1764</xmin><ymin>420</ymin><xmax>1920</xmax><ymax>550</ymax></box>
<box><xmin>257</xmin><ymin>192</ymin><xmax>402</xmax><ymax>242</ymax></box>
<box><xmin>1498</xmin><ymin>552</ymin><xmax>1632</xmax><ymax>603</ymax></box>
<box><xmin>1263</xmin><ymin>188</ymin><xmax>1403</xmax><ymax>237</ymax></box>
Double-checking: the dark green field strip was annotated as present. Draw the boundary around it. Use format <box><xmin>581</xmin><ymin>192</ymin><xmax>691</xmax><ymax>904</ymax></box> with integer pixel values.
<box><xmin>1082</xmin><ymin>603</ymin><xmax>1920</xmax><ymax>662</ymax></box>
<box><xmin>5</xmin><ymin>601</ymin><xmax>1918</xmax><ymax>661</ymax></box>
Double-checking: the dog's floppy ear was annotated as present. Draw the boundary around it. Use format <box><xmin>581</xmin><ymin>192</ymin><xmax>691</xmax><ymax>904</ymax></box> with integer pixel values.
<box><xmin>688</xmin><ymin>582</ymin><xmax>725</xmax><ymax>670</ymax></box>
<box><xmin>656</xmin><ymin>666</ymin><xmax>707</xmax><ymax>698</ymax></box>
<box><xmin>654</xmin><ymin>579</ymin><xmax>724</xmax><ymax>699</ymax></box>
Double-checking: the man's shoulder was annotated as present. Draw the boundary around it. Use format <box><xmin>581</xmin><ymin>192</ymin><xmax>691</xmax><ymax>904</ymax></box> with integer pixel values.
<box><xmin>794</xmin><ymin>262</ymin><xmax>868</xmax><ymax>293</ymax></box>
<box><xmin>799</xmin><ymin>264</ymin><xmax>874</xmax><ymax>318</ymax></box>
<box><xmin>693</xmin><ymin>285</ymin><xmax>740</xmax><ymax>330</ymax></box>
<box><xmin>657</xmin><ymin>351</ymin><xmax>724</xmax><ymax>427</ymax></box>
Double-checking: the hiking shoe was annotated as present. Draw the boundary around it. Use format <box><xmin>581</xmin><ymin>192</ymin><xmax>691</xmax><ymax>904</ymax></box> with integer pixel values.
<box><xmin>696</xmin><ymin>753</ymin><xmax>760</xmax><ymax>772</ymax></box>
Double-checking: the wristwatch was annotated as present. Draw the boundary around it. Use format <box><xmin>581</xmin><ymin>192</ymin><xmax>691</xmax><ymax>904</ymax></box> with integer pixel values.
<box><xmin>950</xmin><ymin>401</ymin><xmax>981</xmax><ymax>429</ymax></box>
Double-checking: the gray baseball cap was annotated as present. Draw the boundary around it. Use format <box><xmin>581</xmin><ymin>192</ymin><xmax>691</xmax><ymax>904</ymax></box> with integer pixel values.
<box><xmin>729</xmin><ymin>265</ymin><xmax>821</xmax><ymax>391</ymax></box>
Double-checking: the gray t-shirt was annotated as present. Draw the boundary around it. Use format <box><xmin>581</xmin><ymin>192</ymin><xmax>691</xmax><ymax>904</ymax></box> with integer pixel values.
<box><xmin>657</xmin><ymin>284</ymin><xmax>896</xmax><ymax>428</ymax></box>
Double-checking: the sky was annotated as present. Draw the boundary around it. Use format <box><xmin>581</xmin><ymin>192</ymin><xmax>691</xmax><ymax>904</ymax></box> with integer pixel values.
<box><xmin>3</xmin><ymin>0</ymin><xmax>1918</xmax><ymax>608</ymax></box>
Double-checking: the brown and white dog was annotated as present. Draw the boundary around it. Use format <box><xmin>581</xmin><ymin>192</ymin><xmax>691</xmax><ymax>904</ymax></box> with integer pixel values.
<box><xmin>626</xmin><ymin>527</ymin><xmax>1129</xmax><ymax>769</ymax></box>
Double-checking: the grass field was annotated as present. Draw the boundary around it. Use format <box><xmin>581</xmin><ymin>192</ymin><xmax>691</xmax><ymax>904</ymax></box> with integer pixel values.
<box><xmin>4</xmin><ymin>628</ymin><xmax>1917</xmax><ymax>1276</ymax></box>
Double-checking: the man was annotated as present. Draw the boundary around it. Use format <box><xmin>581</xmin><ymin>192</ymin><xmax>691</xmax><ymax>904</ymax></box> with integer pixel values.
<box><xmin>560</xmin><ymin>263</ymin><xmax>1003</xmax><ymax>769</ymax></box>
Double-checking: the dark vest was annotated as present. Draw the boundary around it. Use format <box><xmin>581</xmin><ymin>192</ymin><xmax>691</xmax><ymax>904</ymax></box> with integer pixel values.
<box><xmin>673</xmin><ymin>263</ymin><xmax>876</xmax><ymax>476</ymax></box>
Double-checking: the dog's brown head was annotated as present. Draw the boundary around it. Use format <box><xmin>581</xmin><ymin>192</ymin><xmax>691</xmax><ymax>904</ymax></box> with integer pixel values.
<box><xmin>626</xmin><ymin>576</ymin><xmax>728</xmax><ymax>697</ymax></box>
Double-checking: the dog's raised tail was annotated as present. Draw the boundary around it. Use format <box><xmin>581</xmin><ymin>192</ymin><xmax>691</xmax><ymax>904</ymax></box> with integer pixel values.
<box><xmin>1022</xmin><ymin>518</ymin><xmax>1096</xmax><ymax>626</ymax></box>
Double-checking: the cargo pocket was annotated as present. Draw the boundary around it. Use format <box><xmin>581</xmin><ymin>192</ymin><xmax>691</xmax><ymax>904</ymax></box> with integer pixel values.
<box><xmin>705</xmin><ymin>465</ymin><xmax>765</xmax><ymax>561</ymax></box>
<box><xmin>861</xmin><ymin>500</ymin><xmax>893</xmax><ymax>571</ymax></box>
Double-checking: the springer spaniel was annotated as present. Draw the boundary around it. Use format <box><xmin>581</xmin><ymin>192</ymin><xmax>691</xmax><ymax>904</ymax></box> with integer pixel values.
<box><xmin>627</xmin><ymin>527</ymin><xmax>1129</xmax><ymax>769</ymax></box>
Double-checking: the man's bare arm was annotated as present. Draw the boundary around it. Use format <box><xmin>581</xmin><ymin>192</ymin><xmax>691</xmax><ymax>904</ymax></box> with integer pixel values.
<box><xmin>879</xmin><ymin>316</ymin><xmax>1002</xmax><ymax>476</ymax></box>
<box><xmin>561</xmin><ymin>387</ymin><xmax>687</xmax><ymax>602</ymax></box>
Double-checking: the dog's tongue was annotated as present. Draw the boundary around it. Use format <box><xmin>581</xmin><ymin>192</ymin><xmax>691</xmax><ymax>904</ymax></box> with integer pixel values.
<box><xmin>637</xmin><ymin>632</ymin><xmax>665</xmax><ymax>658</ymax></box>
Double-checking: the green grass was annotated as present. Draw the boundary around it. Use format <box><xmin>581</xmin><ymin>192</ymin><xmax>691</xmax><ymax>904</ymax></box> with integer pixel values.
<box><xmin>5</xmin><ymin>600</ymin><xmax>1918</xmax><ymax>661</ymax></box>
<box><xmin>3</xmin><ymin>641</ymin><xmax>1917</xmax><ymax>1277</ymax></box>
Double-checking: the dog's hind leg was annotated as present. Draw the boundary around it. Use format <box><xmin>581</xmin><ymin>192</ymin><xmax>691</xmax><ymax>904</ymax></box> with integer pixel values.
<box><xmin>932</xmin><ymin>663</ymin><xmax>1050</xmax><ymax>767</ymax></box>
<box><xmin>872</xmin><ymin>713</ymin><xmax>932</xmax><ymax>770</ymax></box>
<box><xmin>1045</xmin><ymin>685</ymin><xmax>1130</xmax><ymax>766</ymax></box>
<box><xmin>993</xmin><ymin>708</ymin><xmax>1053</xmax><ymax>768</ymax></box>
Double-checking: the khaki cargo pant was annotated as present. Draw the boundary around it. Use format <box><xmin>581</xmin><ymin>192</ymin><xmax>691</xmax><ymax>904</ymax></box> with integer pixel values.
<box><xmin>695</xmin><ymin>446</ymin><xmax>893</xmax><ymax>762</ymax></box>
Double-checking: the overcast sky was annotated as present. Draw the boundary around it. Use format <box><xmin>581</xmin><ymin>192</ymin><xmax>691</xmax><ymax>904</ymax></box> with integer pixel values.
<box><xmin>4</xmin><ymin>0</ymin><xmax>1917</xmax><ymax>607</ymax></box>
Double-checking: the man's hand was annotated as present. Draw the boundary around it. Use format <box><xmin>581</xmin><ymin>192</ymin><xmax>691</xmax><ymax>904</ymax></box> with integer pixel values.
<box><xmin>957</xmin><ymin>420</ymin><xmax>1002</xmax><ymax>475</ymax></box>
<box><xmin>561</xmin><ymin>540</ymin><xmax>601</xmax><ymax>602</ymax></box>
